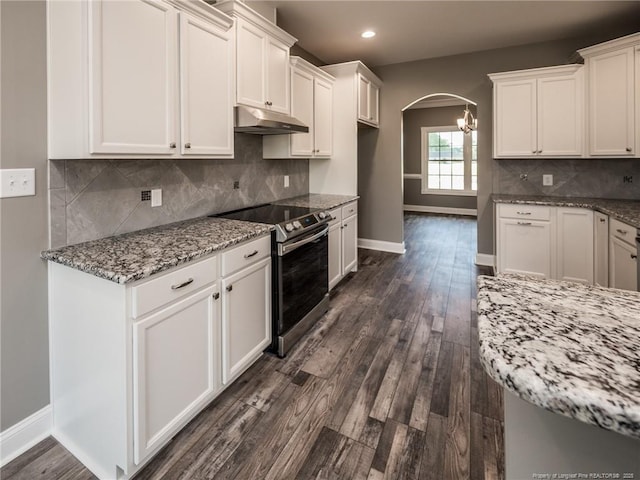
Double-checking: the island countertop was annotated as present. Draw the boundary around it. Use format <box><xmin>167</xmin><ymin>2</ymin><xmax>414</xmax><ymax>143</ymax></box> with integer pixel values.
<box><xmin>492</xmin><ymin>194</ymin><xmax>640</xmax><ymax>229</ymax></box>
<box><xmin>41</xmin><ymin>217</ymin><xmax>273</xmax><ymax>284</ymax></box>
<box><xmin>477</xmin><ymin>274</ymin><xmax>640</xmax><ymax>440</ymax></box>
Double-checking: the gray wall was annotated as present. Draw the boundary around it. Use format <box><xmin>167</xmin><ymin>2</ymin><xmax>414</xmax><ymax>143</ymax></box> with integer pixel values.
<box><xmin>0</xmin><ymin>1</ymin><xmax>50</xmax><ymax>431</ymax></box>
<box><xmin>50</xmin><ymin>134</ymin><xmax>309</xmax><ymax>247</ymax></box>
<box><xmin>362</xmin><ymin>27</ymin><xmax>640</xmax><ymax>254</ymax></box>
<box><xmin>403</xmin><ymin>106</ymin><xmax>477</xmax><ymax>211</ymax></box>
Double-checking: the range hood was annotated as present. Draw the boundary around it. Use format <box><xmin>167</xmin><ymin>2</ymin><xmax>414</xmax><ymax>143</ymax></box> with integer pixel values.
<box><xmin>234</xmin><ymin>105</ymin><xmax>309</xmax><ymax>135</ymax></box>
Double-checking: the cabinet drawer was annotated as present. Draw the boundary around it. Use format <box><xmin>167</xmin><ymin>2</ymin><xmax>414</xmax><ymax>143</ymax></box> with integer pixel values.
<box><xmin>342</xmin><ymin>201</ymin><xmax>358</xmax><ymax>218</ymax></box>
<box><xmin>328</xmin><ymin>207</ymin><xmax>341</xmax><ymax>226</ymax></box>
<box><xmin>132</xmin><ymin>256</ymin><xmax>218</xmax><ymax>318</ymax></box>
<box><xmin>498</xmin><ymin>203</ymin><xmax>551</xmax><ymax>221</ymax></box>
<box><xmin>610</xmin><ymin>218</ymin><xmax>636</xmax><ymax>245</ymax></box>
<box><xmin>221</xmin><ymin>235</ymin><xmax>271</xmax><ymax>277</ymax></box>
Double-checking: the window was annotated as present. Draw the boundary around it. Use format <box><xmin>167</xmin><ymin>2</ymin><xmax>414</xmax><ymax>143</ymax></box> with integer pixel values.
<box><xmin>421</xmin><ymin>126</ymin><xmax>477</xmax><ymax>195</ymax></box>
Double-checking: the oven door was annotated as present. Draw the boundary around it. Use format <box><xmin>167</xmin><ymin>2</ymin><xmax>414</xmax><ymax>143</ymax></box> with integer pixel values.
<box><xmin>276</xmin><ymin>225</ymin><xmax>329</xmax><ymax>336</ymax></box>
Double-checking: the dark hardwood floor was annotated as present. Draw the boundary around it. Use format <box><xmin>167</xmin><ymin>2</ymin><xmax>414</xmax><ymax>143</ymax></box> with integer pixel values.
<box><xmin>2</xmin><ymin>213</ymin><xmax>503</xmax><ymax>480</ymax></box>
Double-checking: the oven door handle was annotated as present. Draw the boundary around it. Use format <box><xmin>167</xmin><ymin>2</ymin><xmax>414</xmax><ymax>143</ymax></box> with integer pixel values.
<box><xmin>279</xmin><ymin>226</ymin><xmax>329</xmax><ymax>256</ymax></box>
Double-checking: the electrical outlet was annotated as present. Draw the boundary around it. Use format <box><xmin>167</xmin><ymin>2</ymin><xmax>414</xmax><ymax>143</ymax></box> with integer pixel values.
<box><xmin>543</xmin><ymin>174</ymin><xmax>553</xmax><ymax>186</ymax></box>
<box><xmin>623</xmin><ymin>175</ymin><xmax>633</xmax><ymax>184</ymax></box>
<box><xmin>284</xmin><ymin>175</ymin><xmax>290</xmax><ymax>188</ymax></box>
<box><xmin>233</xmin><ymin>180</ymin><xmax>240</xmax><ymax>190</ymax></box>
<box><xmin>519</xmin><ymin>173</ymin><xmax>528</xmax><ymax>181</ymax></box>
<box><xmin>0</xmin><ymin>168</ymin><xmax>35</xmax><ymax>198</ymax></box>
<box><xmin>151</xmin><ymin>189</ymin><xmax>162</xmax><ymax>207</ymax></box>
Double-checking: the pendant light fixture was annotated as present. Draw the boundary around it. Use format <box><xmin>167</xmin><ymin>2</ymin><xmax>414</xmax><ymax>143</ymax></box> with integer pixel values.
<box><xmin>457</xmin><ymin>105</ymin><xmax>477</xmax><ymax>134</ymax></box>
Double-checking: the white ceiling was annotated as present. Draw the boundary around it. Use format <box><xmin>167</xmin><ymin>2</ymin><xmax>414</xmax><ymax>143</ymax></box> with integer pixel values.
<box><xmin>246</xmin><ymin>1</ymin><xmax>640</xmax><ymax>67</ymax></box>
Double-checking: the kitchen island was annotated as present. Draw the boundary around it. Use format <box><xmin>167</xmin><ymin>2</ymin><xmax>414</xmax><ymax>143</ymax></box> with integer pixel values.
<box><xmin>477</xmin><ymin>274</ymin><xmax>640</xmax><ymax>478</ymax></box>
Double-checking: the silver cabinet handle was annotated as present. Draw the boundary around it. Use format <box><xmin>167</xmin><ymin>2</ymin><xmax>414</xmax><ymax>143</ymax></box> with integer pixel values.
<box><xmin>517</xmin><ymin>221</ymin><xmax>532</xmax><ymax>226</ymax></box>
<box><xmin>226</xmin><ymin>285</ymin><xmax>233</xmax><ymax>292</ymax></box>
<box><xmin>185</xmin><ymin>143</ymin><xmax>191</xmax><ymax>149</ymax></box>
<box><xmin>516</xmin><ymin>211</ymin><xmax>532</xmax><ymax>215</ymax></box>
<box><xmin>212</xmin><ymin>292</ymin><xmax>220</xmax><ymax>300</ymax></box>
<box><xmin>616</xmin><ymin>229</ymin><xmax>628</xmax><ymax>235</ymax></box>
<box><xmin>169</xmin><ymin>142</ymin><xmax>177</xmax><ymax>149</ymax></box>
<box><xmin>244</xmin><ymin>250</ymin><xmax>259</xmax><ymax>259</ymax></box>
<box><xmin>171</xmin><ymin>278</ymin><xmax>193</xmax><ymax>290</ymax></box>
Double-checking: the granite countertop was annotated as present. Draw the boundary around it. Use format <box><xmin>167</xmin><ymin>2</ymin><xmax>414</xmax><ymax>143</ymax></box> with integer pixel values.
<box><xmin>41</xmin><ymin>217</ymin><xmax>273</xmax><ymax>284</ymax></box>
<box><xmin>273</xmin><ymin>193</ymin><xmax>359</xmax><ymax>210</ymax></box>
<box><xmin>493</xmin><ymin>194</ymin><xmax>640</xmax><ymax>229</ymax></box>
<box><xmin>477</xmin><ymin>274</ymin><xmax>640</xmax><ymax>440</ymax></box>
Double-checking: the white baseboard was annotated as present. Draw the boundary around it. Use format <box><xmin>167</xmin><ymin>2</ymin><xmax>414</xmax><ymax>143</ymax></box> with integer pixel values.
<box><xmin>475</xmin><ymin>253</ymin><xmax>496</xmax><ymax>269</ymax></box>
<box><xmin>0</xmin><ymin>405</ymin><xmax>52</xmax><ymax>467</ymax></box>
<box><xmin>404</xmin><ymin>204</ymin><xmax>477</xmax><ymax>217</ymax></box>
<box><xmin>358</xmin><ymin>238</ymin><xmax>406</xmax><ymax>254</ymax></box>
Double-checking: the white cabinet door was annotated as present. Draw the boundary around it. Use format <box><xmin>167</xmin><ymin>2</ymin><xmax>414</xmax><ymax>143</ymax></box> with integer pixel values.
<box><xmin>179</xmin><ymin>13</ymin><xmax>233</xmax><ymax>156</ymax></box>
<box><xmin>89</xmin><ymin>0</ymin><xmax>177</xmax><ymax>154</ymax></box>
<box><xmin>587</xmin><ymin>47</ymin><xmax>635</xmax><ymax>156</ymax></box>
<box><xmin>358</xmin><ymin>74</ymin><xmax>370</xmax><ymax>123</ymax></box>
<box><xmin>266</xmin><ymin>37</ymin><xmax>290</xmax><ymax>114</ymax></box>
<box><xmin>537</xmin><ymin>73</ymin><xmax>583</xmax><ymax>156</ymax></box>
<box><xmin>133</xmin><ymin>285</ymin><xmax>219</xmax><ymax>464</ymax></box>
<box><xmin>497</xmin><ymin>219</ymin><xmax>554</xmax><ymax>278</ymax></box>
<box><xmin>236</xmin><ymin>18</ymin><xmax>266</xmax><ymax>109</ymax></box>
<box><xmin>609</xmin><ymin>236</ymin><xmax>638</xmax><ymax>291</ymax></box>
<box><xmin>290</xmin><ymin>67</ymin><xmax>314</xmax><ymax>156</ymax></box>
<box><xmin>494</xmin><ymin>79</ymin><xmax>537</xmax><ymax>157</ymax></box>
<box><xmin>328</xmin><ymin>221</ymin><xmax>342</xmax><ymax>290</ymax></box>
<box><xmin>221</xmin><ymin>258</ymin><xmax>271</xmax><ymax>384</ymax></box>
<box><xmin>314</xmin><ymin>77</ymin><xmax>333</xmax><ymax>156</ymax></box>
<box><xmin>342</xmin><ymin>214</ymin><xmax>358</xmax><ymax>275</ymax></box>
<box><xmin>594</xmin><ymin>212</ymin><xmax>609</xmax><ymax>287</ymax></box>
<box><xmin>369</xmin><ymin>83</ymin><xmax>380</xmax><ymax>126</ymax></box>
<box><xmin>556</xmin><ymin>208</ymin><xmax>593</xmax><ymax>284</ymax></box>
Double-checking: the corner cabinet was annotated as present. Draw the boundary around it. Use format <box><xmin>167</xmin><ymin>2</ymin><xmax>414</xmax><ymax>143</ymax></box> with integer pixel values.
<box><xmin>489</xmin><ymin>65</ymin><xmax>584</xmax><ymax>158</ymax></box>
<box><xmin>215</xmin><ymin>0</ymin><xmax>297</xmax><ymax>115</ymax></box>
<box><xmin>263</xmin><ymin>57</ymin><xmax>335</xmax><ymax>159</ymax></box>
<box><xmin>47</xmin><ymin>234</ymin><xmax>272</xmax><ymax>479</ymax></box>
<box><xmin>48</xmin><ymin>0</ymin><xmax>234</xmax><ymax>159</ymax></box>
<box><xmin>578</xmin><ymin>33</ymin><xmax>640</xmax><ymax>157</ymax></box>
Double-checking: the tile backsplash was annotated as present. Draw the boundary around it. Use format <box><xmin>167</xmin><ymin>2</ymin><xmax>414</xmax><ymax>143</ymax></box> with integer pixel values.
<box><xmin>49</xmin><ymin>134</ymin><xmax>309</xmax><ymax>248</ymax></box>
<box><xmin>493</xmin><ymin>158</ymin><xmax>640</xmax><ymax>199</ymax></box>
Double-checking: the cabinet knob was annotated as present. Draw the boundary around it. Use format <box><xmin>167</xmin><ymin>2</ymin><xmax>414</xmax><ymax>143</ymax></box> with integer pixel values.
<box><xmin>185</xmin><ymin>143</ymin><xmax>191</xmax><ymax>149</ymax></box>
<box><xmin>616</xmin><ymin>229</ymin><xmax>628</xmax><ymax>235</ymax></box>
<box><xmin>169</xmin><ymin>142</ymin><xmax>177</xmax><ymax>149</ymax></box>
<box><xmin>626</xmin><ymin>147</ymin><xmax>632</xmax><ymax>152</ymax></box>
<box><xmin>226</xmin><ymin>285</ymin><xmax>233</xmax><ymax>292</ymax></box>
<box><xmin>265</xmin><ymin>101</ymin><xmax>272</xmax><ymax>106</ymax></box>
<box><xmin>599</xmin><ymin>218</ymin><xmax>606</xmax><ymax>223</ymax></box>
<box><xmin>517</xmin><ymin>221</ymin><xmax>532</xmax><ymax>226</ymax></box>
<box><xmin>532</xmin><ymin>150</ymin><xmax>537</xmax><ymax>154</ymax></box>
<box><xmin>213</xmin><ymin>292</ymin><xmax>220</xmax><ymax>300</ymax></box>
<box><xmin>631</xmin><ymin>254</ymin><xmax>638</xmax><ymax>260</ymax></box>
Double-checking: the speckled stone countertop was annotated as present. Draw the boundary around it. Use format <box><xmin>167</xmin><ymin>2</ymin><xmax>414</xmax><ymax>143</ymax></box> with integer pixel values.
<box><xmin>493</xmin><ymin>194</ymin><xmax>640</xmax><ymax>229</ymax></box>
<box><xmin>274</xmin><ymin>193</ymin><xmax>358</xmax><ymax>210</ymax></box>
<box><xmin>477</xmin><ymin>274</ymin><xmax>640</xmax><ymax>440</ymax></box>
<box><xmin>41</xmin><ymin>217</ymin><xmax>273</xmax><ymax>284</ymax></box>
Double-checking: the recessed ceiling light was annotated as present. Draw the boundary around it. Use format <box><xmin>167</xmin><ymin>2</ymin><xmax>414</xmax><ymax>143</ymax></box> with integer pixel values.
<box><xmin>361</xmin><ymin>30</ymin><xmax>376</xmax><ymax>39</ymax></box>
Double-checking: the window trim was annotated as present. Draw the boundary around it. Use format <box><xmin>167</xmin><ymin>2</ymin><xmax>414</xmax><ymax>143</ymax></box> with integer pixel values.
<box><xmin>420</xmin><ymin>125</ymin><xmax>477</xmax><ymax>197</ymax></box>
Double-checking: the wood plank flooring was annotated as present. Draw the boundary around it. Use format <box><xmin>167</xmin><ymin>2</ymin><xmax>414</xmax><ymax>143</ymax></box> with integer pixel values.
<box><xmin>1</xmin><ymin>213</ymin><xmax>503</xmax><ymax>480</ymax></box>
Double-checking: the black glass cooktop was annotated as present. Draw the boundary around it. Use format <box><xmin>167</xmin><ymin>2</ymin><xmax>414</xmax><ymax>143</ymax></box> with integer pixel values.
<box><xmin>213</xmin><ymin>204</ymin><xmax>320</xmax><ymax>225</ymax></box>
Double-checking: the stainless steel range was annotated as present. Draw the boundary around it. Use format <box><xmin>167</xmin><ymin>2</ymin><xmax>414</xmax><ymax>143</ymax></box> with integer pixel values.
<box><xmin>214</xmin><ymin>204</ymin><xmax>331</xmax><ymax>357</ymax></box>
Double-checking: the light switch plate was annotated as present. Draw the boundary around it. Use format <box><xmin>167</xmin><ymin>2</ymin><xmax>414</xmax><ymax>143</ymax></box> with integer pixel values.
<box><xmin>0</xmin><ymin>168</ymin><xmax>36</xmax><ymax>198</ymax></box>
<box><xmin>284</xmin><ymin>175</ymin><xmax>290</xmax><ymax>188</ymax></box>
<box><xmin>542</xmin><ymin>174</ymin><xmax>553</xmax><ymax>186</ymax></box>
<box><xmin>151</xmin><ymin>188</ymin><xmax>162</xmax><ymax>207</ymax></box>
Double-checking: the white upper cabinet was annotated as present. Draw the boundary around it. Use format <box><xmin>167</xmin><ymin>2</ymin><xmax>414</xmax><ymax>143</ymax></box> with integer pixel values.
<box><xmin>578</xmin><ymin>33</ymin><xmax>640</xmax><ymax>157</ymax></box>
<box><xmin>215</xmin><ymin>0</ymin><xmax>296</xmax><ymax>115</ymax></box>
<box><xmin>263</xmin><ymin>57</ymin><xmax>335</xmax><ymax>159</ymax></box>
<box><xmin>48</xmin><ymin>0</ymin><xmax>234</xmax><ymax>159</ymax></box>
<box><xmin>489</xmin><ymin>65</ymin><xmax>584</xmax><ymax>158</ymax></box>
<box><xmin>357</xmin><ymin>72</ymin><xmax>381</xmax><ymax>127</ymax></box>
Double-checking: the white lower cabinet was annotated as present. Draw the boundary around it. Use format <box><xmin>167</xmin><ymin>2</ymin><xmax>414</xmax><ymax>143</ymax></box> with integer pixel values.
<box><xmin>594</xmin><ymin>212</ymin><xmax>609</xmax><ymax>287</ymax></box>
<box><xmin>48</xmin><ymin>234</ymin><xmax>271</xmax><ymax>479</ymax></box>
<box><xmin>133</xmin><ymin>285</ymin><xmax>220</xmax><ymax>464</ymax></box>
<box><xmin>221</xmin><ymin>257</ymin><xmax>271</xmax><ymax>384</ymax></box>
<box><xmin>327</xmin><ymin>201</ymin><xmax>358</xmax><ymax>290</ymax></box>
<box><xmin>609</xmin><ymin>218</ymin><xmax>638</xmax><ymax>291</ymax></box>
<box><xmin>556</xmin><ymin>208</ymin><xmax>594</xmax><ymax>284</ymax></box>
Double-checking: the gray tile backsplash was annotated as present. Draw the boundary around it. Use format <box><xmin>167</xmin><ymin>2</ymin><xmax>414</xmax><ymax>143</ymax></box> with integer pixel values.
<box><xmin>49</xmin><ymin>134</ymin><xmax>309</xmax><ymax>248</ymax></box>
<box><xmin>494</xmin><ymin>158</ymin><xmax>640</xmax><ymax>199</ymax></box>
